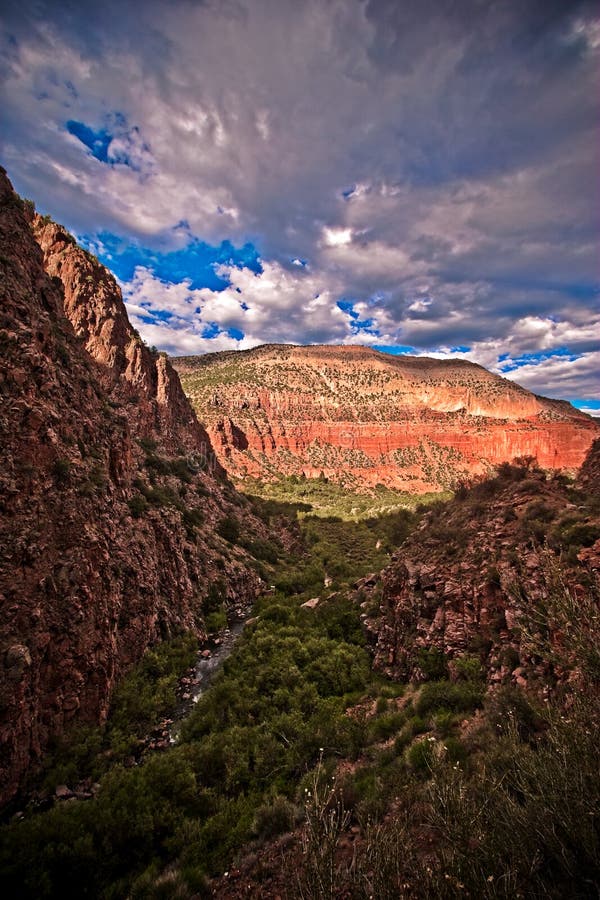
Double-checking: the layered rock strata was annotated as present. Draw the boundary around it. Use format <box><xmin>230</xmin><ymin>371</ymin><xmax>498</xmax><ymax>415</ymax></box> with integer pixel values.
<box><xmin>173</xmin><ymin>345</ymin><xmax>598</xmax><ymax>492</ymax></box>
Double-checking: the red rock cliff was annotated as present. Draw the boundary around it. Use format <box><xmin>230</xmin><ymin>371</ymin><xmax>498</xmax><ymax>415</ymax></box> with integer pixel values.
<box><xmin>0</xmin><ymin>172</ymin><xmax>265</xmax><ymax>806</ymax></box>
<box><xmin>173</xmin><ymin>344</ymin><xmax>599</xmax><ymax>492</ymax></box>
<box><xmin>359</xmin><ymin>459</ymin><xmax>600</xmax><ymax>689</ymax></box>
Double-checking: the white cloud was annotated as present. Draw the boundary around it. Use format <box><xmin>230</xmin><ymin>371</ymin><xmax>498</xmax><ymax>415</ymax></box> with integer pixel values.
<box><xmin>322</xmin><ymin>227</ymin><xmax>353</xmax><ymax>247</ymax></box>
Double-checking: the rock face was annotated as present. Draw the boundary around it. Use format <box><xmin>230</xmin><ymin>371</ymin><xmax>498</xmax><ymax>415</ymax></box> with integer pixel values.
<box><xmin>0</xmin><ymin>171</ymin><xmax>266</xmax><ymax>806</ymax></box>
<box><xmin>577</xmin><ymin>436</ymin><xmax>600</xmax><ymax>497</ymax></box>
<box><xmin>173</xmin><ymin>344</ymin><xmax>599</xmax><ymax>492</ymax></box>
<box><xmin>362</xmin><ymin>457</ymin><xmax>600</xmax><ymax>689</ymax></box>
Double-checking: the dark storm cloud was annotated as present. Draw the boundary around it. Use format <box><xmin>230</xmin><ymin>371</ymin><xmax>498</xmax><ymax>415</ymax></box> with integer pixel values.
<box><xmin>1</xmin><ymin>0</ymin><xmax>598</xmax><ymax>400</ymax></box>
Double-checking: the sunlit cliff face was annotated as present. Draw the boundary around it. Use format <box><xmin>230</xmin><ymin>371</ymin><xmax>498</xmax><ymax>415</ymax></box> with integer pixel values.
<box><xmin>174</xmin><ymin>345</ymin><xmax>599</xmax><ymax>492</ymax></box>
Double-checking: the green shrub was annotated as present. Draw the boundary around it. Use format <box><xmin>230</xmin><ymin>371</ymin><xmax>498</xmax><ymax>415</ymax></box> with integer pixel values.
<box><xmin>368</xmin><ymin>711</ymin><xmax>406</xmax><ymax>743</ymax></box>
<box><xmin>52</xmin><ymin>457</ymin><xmax>71</xmax><ymax>483</ymax></box>
<box><xmin>138</xmin><ymin>436</ymin><xmax>157</xmax><ymax>453</ymax></box>
<box><xmin>431</xmin><ymin>708</ymin><xmax>456</xmax><ymax>738</ymax></box>
<box><xmin>452</xmin><ymin>653</ymin><xmax>484</xmax><ymax>683</ymax></box>
<box><xmin>407</xmin><ymin>737</ymin><xmax>435</xmax><ymax>773</ymax></box>
<box><xmin>218</xmin><ymin>515</ymin><xmax>240</xmax><ymax>543</ymax></box>
<box><xmin>182</xmin><ymin>507</ymin><xmax>204</xmax><ymax>533</ymax></box>
<box><xmin>205</xmin><ymin>610</ymin><xmax>227</xmax><ymax>633</ymax></box>
<box><xmin>441</xmin><ymin>736</ymin><xmax>468</xmax><ymax>766</ymax></box>
<box><xmin>416</xmin><ymin>647</ymin><xmax>448</xmax><ymax>680</ymax></box>
<box><xmin>406</xmin><ymin>715</ymin><xmax>428</xmax><ymax>736</ymax></box>
<box><xmin>252</xmin><ymin>795</ymin><xmax>297</xmax><ymax>840</ymax></box>
<box><xmin>128</xmin><ymin>495</ymin><xmax>148</xmax><ymax>518</ymax></box>
<box><xmin>415</xmin><ymin>680</ymin><xmax>484</xmax><ymax>717</ymax></box>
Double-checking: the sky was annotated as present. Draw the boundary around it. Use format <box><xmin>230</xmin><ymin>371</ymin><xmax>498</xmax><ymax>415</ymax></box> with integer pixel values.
<box><xmin>1</xmin><ymin>0</ymin><xmax>598</xmax><ymax>413</ymax></box>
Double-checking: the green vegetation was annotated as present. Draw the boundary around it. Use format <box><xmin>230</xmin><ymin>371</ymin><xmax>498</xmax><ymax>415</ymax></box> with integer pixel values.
<box><xmin>1</xmin><ymin>474</ymin><xmax>598</xmax><ymax>899</ymax></box>
<box><xmin>51</xmin><ymin>457</ymin><xmax>71</xmax><ymax>484</ymax></box>
<box><xmin>26</xmin><ymin>634</ymin><xmax>198</xmax><ymax>795</ymax></box>
<box><xmin>241</xmin><ymin>475</ymin><xmax>450</xmax><ymax>519</ymax></box>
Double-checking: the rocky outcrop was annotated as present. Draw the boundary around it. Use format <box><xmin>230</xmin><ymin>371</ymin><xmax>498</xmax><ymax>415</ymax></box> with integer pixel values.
<box><xmin>362</xmin><ymin>459</ymin><xmax>600</xmax><ymax>689</ymax></box>
<box><xmin>32</xmin><ymin>215</ymin><xmax>211</xmax><ymax>456</ymax></box>
<box><xmin>173</xmin><ymin>345</ymin><xmax>599</xmax><ymax>492</ymax></box>
<box><xmin>577</xmin><ymin>437</ymin><xmax>600</xmax><ymax>497</ymax></box>
<box><xmin>0</xmin><ymin>171</ymin><xmax>266</xmax><ymax>806</ymax></box>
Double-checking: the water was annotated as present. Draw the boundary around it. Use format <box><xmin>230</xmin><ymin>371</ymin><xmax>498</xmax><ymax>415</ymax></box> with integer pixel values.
<box><xmin>168</xmin><ymin>619</ymin><xmax>247</xmax><ymax>743</ymax></box>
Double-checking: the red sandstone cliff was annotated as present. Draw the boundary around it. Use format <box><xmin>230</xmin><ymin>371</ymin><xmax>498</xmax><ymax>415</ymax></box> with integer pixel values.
<box><xmin>173</xmin><ymin>344</ymin><xmax>599</xmax><ymax>492</ymax></box>
<box><xmin>0</xmin><ymin>172</ymin><xmax>266</xmax><ymax>806</ymax></box>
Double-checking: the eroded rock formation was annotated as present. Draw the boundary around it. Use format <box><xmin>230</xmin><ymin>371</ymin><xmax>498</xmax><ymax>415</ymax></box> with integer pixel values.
<box><xmin>173</xmin><ymin>344</ymin><xmax>599</xmax><ymax>492</ymax></box>
<box><xmin>0</xmin><ymin>171</ymin><xmax>266</xmax><ymax>805</ymax></box>
<box><xmin>359</xmin><ymin>455</ymin><xmax>600</xmax><ymax>689</ymax></box>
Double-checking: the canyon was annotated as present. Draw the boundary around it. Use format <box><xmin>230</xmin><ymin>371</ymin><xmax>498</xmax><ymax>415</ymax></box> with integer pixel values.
<box><xmin>1</xmin><ymin>169</ymin><xmax>599</xmax><ymax>898</ymax></box>
<box><xmin>174</xmin><ymin>344</ymin><xmax>599</xmax><ymax>492</ymax></box>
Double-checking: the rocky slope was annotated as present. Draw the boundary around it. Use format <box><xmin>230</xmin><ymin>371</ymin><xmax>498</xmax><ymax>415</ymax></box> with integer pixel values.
<box><xmin>0</xmin><ymin>171</ymin><xmax>268</xmax><ymax>806</ymax></box>
<box><xmin>360</xmin><ymin>450</ymin><xmax>600</xmax><ymax>690</ymax></box>
<box><xmin>173</xmin><ymin>344</ymin><xmax>599</xmax><ymax>492</ymax></box>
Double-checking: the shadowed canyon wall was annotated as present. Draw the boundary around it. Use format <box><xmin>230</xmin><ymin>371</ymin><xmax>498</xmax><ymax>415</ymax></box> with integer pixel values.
<box><xmin>0</xmin><ymin>171</ymin><xmax>265</xmax><ymax>805</ymax></box>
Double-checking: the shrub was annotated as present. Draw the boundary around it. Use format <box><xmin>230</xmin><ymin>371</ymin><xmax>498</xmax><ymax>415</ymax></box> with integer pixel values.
<box><xmin>128</xmin><ymin>495</ymin><xmax>148</xmax><ymax>518</ymax></box>
<box><xmin>218</xmin><ymin>515</ymin><xmax>240</xmax><ymax>543</ymax></box>
<box><xmin>252</xmin><ymin>796</ymin><xmax>298</xmax><ymax>840</ymax></box>
<box><xmin>205</xmin><ymin>610</ymin><xmax>227</xmax><ymax>633</ymax></box>
<box><xmin>407</xmin><ymin>737</ymin><xmax>435</xmax><ymax>773</ymax></box>
<box><xmin>415</xmin><ymin>680</ymin><xmax>484</xmax><ymax>717</ymax></box>
<box><xmin>417</xmin><ymin>647</ymin><xmax>448</xmax><ymax>680</ymax></box>
<box><xmin>431</xmin><ymin>709</ymin><xmax>456</xmax><ymax>738</ymax></box>
<box><xmin>183</xmin><ymin>507</ymin><xmax>204</xmax><ymax>533</ymax></box>
<box><xmin>452</xmin><ymin>653</ymin><xmax>484</xmax><ymax>683</ymax></box>
<box><xmin>52</xmin><ymin>457</ymin><xmax>71</xmax><ymax>484</ymax></box>
<box><xmin>138</xmin><ymin>436</ymin><xmax>157</xmax><ymax>453</ymax></box>
<box><xmin>485</xmin><ymin>686</ymin><xmax>543</xmax><ymax>741</ymax></box>
<box><xmin>368</xmin><ymin>711</ymin><xmax>406</xmax><ymax>743</ymax></box>
<box><xmin>441</xmin><ymin>736</ymin><xmax>468</xmax><ymax>766</ymax></box>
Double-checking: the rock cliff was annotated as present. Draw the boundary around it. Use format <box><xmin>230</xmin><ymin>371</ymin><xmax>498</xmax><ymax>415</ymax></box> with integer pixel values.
<box><xmin>0</xmin><ymin>171</ymin><xmax>266</xmax><ymax>806</ymax></box>
<box><xmin>173</xmin><ymin>344</ymin><xmax>599</xmax><ymax>492</ymax></box>
<box><xmin>360</xmin><ymin>454</ymin><xmax>600</xmax><ymax>690</ymax></box>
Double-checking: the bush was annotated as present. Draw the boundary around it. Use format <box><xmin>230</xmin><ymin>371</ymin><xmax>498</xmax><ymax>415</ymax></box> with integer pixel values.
<box><xmin>252</xmin><ymin>796</ymin><xmax>298</xmax><ymax>840</ymax></box>
<box><xmin>183</xmin><ymin>507</ymin><xmax>204</xmax><ymax>533</ymax></box>
<box><xmin>451</xmin><ymin>653</ymin><xmax>484</xmax><ymax>683</ymax></box>
<box><xmin>407</xmin><ymin>737</ymin><xmax>435</xmax><ymax>773</ymax></box>
<box><xmin>52</xmin><ymin>457</ymin><xmax>71</xmax><ymax>484</ymax></box>
<box><xmin>417</xmin><ymin>648</ymin><xmax>448</xmax><ymax>680</ymax></box>
<box><xmin>218</xmin><ymin>515</ymin><xmax>240</xmax><ymax>543</ymax></box>
<box><xmin>415</xmin><ymin>680</ymin><xmax>484</xmax><ymax>717</ymax></box>
<box><xmin>205</xmin><ymin>610</ymin><xmax>227</xmax><ymax>633</ymax></box>
<box><xmin>128</xmin><ymin>495</ymin><xmax>148</xmax><ymax>518</ymax></box>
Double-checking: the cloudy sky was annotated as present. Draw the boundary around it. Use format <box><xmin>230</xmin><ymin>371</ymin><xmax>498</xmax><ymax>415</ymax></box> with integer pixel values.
<box><xmin>1</xmin><ymin>0</ymin><xmax>598</xmax><ymax>411</ymax></box>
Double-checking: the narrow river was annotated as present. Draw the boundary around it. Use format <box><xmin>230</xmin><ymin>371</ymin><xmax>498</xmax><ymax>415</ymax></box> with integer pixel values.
<box><xmin>168</xmin><ymin>619</ymin><xmax>247</xmax><ymax>744</ymax></box>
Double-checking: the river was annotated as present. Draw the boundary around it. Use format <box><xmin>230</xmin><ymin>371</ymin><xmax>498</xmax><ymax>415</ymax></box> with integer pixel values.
<box><xmin>168</xmin><ymin>619</ymin><xmax>248</xmax><ymax>744</ymax></box>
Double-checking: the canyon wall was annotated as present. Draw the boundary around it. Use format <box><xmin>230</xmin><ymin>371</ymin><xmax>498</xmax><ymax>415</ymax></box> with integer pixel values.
<box><xmin>0</xmin><ymin>171</ymin><xmax>265</xmax><ymax>805</ymax></box>
<box><xmin>174</xmin><ymin>344</ymin><xmax>599</xmax><ymax>492</ymax></box>
<box><xmin>355</xmin><ymin>452</ymin><xmax>600</xmax><ymax>689</ymax></box>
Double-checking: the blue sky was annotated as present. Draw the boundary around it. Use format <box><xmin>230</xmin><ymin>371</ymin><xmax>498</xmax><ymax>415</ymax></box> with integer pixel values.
<box><xmin>1</xmin><ymin>0</ymin><xmax>598</xmax><ymax>409</ymax></box>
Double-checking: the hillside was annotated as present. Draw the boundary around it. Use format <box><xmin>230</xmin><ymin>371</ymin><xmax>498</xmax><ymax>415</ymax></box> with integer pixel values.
<box><xmin>173</xmin><ymin>344</ymin><xmax>598</xmax><ymax>492</ymax></box>
<box><xmin>356</xmin><ymin>454</ymin><xmax>600</xmax><ymax>689</ymax></box>
<box><xmin>0</xmin><ymin>171</ymin><xmax>269</xmax><ymax>805</ymax></box>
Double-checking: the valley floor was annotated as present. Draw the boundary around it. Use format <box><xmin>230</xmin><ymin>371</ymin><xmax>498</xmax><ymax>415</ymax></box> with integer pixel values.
<box><xmin>0</xmin><ymin>488</ymin><xmax>598</xmax><ymax>899</ymax></box>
